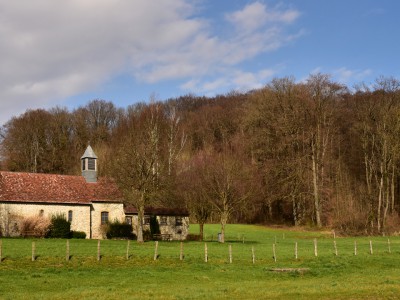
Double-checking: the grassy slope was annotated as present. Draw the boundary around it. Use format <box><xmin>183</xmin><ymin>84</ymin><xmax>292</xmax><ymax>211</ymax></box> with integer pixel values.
<box><xmin>0</xmin><ymin>224</ymin><xmax>400</xmax><ymax>299</ymax></box>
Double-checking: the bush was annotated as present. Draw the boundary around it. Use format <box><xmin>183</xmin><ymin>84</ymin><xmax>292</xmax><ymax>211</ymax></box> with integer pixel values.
<box><xmin>106</xmin><ymin>220</ymin><xmax>136</xmax><ymax>239</ymax></box>
<box><xmin>47</xmin><ymin>214</ymin><xmax>71</xmax><ymax>238</ymax></box>
<box><xmin>19</xmin><ymin>216</ymin><xmax>51</xmax><ymax>238</ymax></box>
<box><xmin>143</xmin><ymin>230</ymin><xmax>152</xmax><ymax>241</ymax></box>
<box><xmin>71</xmin><ymin>231</ymin><xmax>86</xmax><ymax>239</ymax></box>
<box><xmin>186</xmin><ymin>234</ymin><xmax>201</xmax><ymax>241</ymax></box>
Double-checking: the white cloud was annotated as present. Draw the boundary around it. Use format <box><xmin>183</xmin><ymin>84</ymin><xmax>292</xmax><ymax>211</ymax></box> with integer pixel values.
<box><xmin>181</xmin><ymin>67</ymin><xmax>276</xmax><ymax>94</ymax></box>
<box><xmin>0</xmin><ymin>0</ymin><xmax>301</xmax><ymax>125</ymax></box>
<box><xmin>334</xmin><ymin>67</ymin><xmax>373</xmax><ymax>84</ymax></box>
<box><xmin>226</xmin><ymin>2</ymin><xmax>300</xmax><ymax>34</ymax></box>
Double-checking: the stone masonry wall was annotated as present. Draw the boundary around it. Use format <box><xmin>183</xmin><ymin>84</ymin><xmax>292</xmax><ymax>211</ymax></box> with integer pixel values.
<box><xmin>0</xmin><ymin>202</ymin><xmax>91</xmax><ymax>237</ymax></box>
<box><xmin>91</xmin><ymin>202</ymin><xmax>125</xmax><ymax>239</ymax></box>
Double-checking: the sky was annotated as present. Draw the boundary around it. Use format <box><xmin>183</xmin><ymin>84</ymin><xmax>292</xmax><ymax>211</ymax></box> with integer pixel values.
<box><xmin>1</xmin><ymin>0</ymin><xmax>400</xmax><ymax>126</ymax></box>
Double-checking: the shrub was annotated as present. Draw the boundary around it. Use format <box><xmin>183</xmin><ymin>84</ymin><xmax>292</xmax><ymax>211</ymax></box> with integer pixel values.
<box><xmin>143</xmin><ymin>230</ymin><xmax>152</xmax><ymax>241</ymax></box>
<box><xmin>47</xmin><ymin>214</ymin><xmax>71</xmax><ymax>238</ymax></box>
<box><xmin>71</xmin><ymin>231</ymin><xmax>86</xmax><ymax>239</ymax></box>
<box><xmin>106</xmin><ymin>220</ymin><xmax>136</xmax><ymax>239</ymax></box>
<box><xmin>19</xmin><ymin>216</ymin><xmax>51</xmax><ymax>238</ymax></box>
<box><xmin>186</xmin><ymin>234</ymin><xmax>201</xmax><ymax>241</ymax></box>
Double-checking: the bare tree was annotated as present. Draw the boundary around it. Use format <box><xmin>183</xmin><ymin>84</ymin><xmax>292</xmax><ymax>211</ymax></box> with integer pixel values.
<box><xmin>111</xmin><ymin>103</ymin><xmax>165</xmax><ymax>242</ymax></box>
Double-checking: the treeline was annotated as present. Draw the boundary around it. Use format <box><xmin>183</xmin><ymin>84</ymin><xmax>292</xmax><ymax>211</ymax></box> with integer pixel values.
<box><xmin>1</xmin><ymin>74</ymin><xmax>400</xmax><ymax>236</ymax></box>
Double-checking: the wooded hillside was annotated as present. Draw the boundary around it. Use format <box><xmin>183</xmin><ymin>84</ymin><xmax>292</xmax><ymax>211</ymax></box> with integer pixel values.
<box><xmin>2</xmin><ymin>74</ymin><xmax>400</xmax><ymax>235</ymax></box>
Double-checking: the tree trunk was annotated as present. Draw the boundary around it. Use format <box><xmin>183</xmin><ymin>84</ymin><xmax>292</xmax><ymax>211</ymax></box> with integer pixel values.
<box><xmin>377</xmin><ymin>165</ymin><xmax>383</xmax><ymax>233</ymax></box>
<box><xmin>137</xmin><ymin>200</ymin><xmax>145</xmax><ymax>243</ymax></box>
<box><xmin>311</xmin><ymin>141</ymin><xmax>322</xmax><ymax>227</ymax></box>
<box><xmin>199</xmin><ymin>223</ymin><xmax>204</xmax><ymax>241</ymax></box>
<box><xmin>220</xmin><ymin>211</ymin><xmax>229</xmax><ymax>243</ymax></box>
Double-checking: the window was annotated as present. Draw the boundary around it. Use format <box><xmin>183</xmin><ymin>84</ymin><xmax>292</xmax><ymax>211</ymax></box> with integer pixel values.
<box><xmin>175</xmin><ymin>217</ymin><xmax>183</xmax><ymax>226</ymax></box>
<box><xmin>125</xmin><ymin>216</ymin><xmax>132</xmax><ymax>225</ymax></box>
<box><xmin>88</xmin><ymin>158</ymin><xmax>96</xmax><ymax>170</ymax></box>
<box><xmin>82</xmin><ymin>159</ymin><xmax>86</xmax><ymax>171</ymax></box>
<box><xmin>101</xmin><ymin>211</ymin><xmax>109</xmax><ymax>225</ymax></box>
<box><xmin>143</xmin><ymin>215</ymin><xmax>150</xmax><ymax>225</ymax></box>
<box><xmin>68</xmin><ymin>210</ymin><xmax>73</xmax><ymax>222</ymax></box>
<box><xmin>160</xmin><ymin>216</ymin><xmax>167</xmax><ymax>226</ymax></box>
<box><xmin>39</xmin><ymin>209</ymin><xmax>44</xmax><ymax>217</ymax></box>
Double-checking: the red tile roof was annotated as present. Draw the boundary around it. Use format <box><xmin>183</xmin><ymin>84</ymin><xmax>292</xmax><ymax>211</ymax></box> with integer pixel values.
<box><xmin>0</xmin><ymin>171</ymin><xmax>123</xmax><ymax>204</ymax></box>
<box><xmin>124</xmin><ymin>205</ymin><xmax>189</xmax><ymax>216</ymax></box>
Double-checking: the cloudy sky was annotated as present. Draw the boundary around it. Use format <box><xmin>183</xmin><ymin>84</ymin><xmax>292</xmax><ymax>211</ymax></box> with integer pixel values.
<box><xmin>1</xmin><ymin>0</ymin><xmax>399</xmax><ymax>126</ymax></box>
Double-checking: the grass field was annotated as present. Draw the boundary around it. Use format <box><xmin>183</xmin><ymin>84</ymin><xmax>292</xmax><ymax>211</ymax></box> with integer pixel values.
<box><xmin>0</xmin><ymin>224</ymin><xmax>400</xmax><ymax>299</ymax></box>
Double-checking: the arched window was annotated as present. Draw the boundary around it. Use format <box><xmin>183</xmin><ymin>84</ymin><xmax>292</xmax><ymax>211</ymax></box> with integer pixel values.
<box><xmin>68</xmin><ymin>210</ymin><xmax>73</xmax><ymax>222</ymax></box>
<box><xmin>39</xmin><ymin>209</ymin><xmax>44</xmax><ymax>217</ymax></box>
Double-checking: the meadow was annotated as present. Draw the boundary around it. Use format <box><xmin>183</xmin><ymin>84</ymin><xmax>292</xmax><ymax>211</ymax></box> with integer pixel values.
<box><xmin>0</xmin><ymin>224</ymin><xmax>400</xmax><ymax>299</ymax></box>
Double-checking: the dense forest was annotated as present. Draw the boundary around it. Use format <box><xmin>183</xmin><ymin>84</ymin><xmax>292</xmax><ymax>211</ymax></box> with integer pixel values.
<box><xmin>1</xmin><ymin>73</ymin><xmax>400</xmax><ymax>236</ymax></box>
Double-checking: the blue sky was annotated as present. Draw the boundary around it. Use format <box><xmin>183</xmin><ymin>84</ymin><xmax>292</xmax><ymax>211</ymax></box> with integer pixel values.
<box><xmin>1</xmin><ymin>0</ymin><xmax>399</xmax><ymax>126</ymax></box>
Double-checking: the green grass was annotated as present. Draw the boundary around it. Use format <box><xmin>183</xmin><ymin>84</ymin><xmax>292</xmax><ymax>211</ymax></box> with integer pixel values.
<box><xmin>1</xmin><ymin>224</ymin><xmax>400</xmax><ymax>299</ymax></box>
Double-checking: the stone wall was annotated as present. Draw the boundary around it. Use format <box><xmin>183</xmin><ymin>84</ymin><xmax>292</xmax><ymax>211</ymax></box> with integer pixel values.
<box><xmin>91</xmin><ymin>202</ymin><xmax>125</xmax><ymax>239</ymax></box>
<box><xmin>126</xmin><ymin>214</ymin><xmax>189</xmax><ymax>240</ymax></box>
<box><xmin>157</xmin><ymin>216</ymin><xmax>189</xmax><ymax>240</ymax></box>
<box><xmin>0</xmin><ymin>202</ymin><xmax>91</xmax><ymax>237</ymax></box>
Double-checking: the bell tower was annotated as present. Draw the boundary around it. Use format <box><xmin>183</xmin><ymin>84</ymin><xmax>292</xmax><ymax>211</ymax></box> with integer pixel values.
<box><xmin>81</xmin><ymin>145</ymin><xmax>98</xmax><ymax>183</ymax></box>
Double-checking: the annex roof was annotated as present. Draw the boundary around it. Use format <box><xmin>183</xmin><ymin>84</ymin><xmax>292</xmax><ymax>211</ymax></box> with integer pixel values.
<box><xmin>0</xmin><ymin>171</ymin><xmax>123</xmax><ymax>205</ymax></box>
<box><xmin>124</xmin><ymin>205</ymin><xmax>189</xmax><ymax>216</ymax></box>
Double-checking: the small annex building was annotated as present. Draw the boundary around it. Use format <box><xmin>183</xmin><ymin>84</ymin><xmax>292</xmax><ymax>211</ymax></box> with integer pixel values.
<box><xmin>0</xmin><ymin>146</ymin><xmax>189</xmax><ymax>240</ymax></box>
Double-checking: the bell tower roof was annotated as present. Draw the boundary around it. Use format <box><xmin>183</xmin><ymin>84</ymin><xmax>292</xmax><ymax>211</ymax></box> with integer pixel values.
<box><xmin>81</xmin><ymin>145</ymin><xmax>98</xmax><ymax>183</ymax></box>
<box><xmin>81</xmin><ymin>145</ymin><xmax>98</xmax><ymax>159</ymax></box>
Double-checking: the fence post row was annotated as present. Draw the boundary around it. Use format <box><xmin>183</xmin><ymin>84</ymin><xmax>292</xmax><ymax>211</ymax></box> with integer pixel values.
<box><xmin>66</xmin><ymin>240</ymin><xmax>70</xmax><ymax>262</ymax></box>
<box><xmin>314</xmin><ymin>239</ymin><xmax>318</xmax><ymax>257</ymax></box>
<box><xmin>180</xmin><ymin>242</ymin><xmax>184</xmax><ymax>261</ymax></box>
<box><xmin>32</xmin><ymin>241</ymin><xmax>36</xmax><ymax>262</ymax></box>
<box><xmin>97</xmin><ymin>240</ymin><xmax>101</xmax><ymax>261</ymax></box>
<box><xmin>1</xmin><ymin>237</ymin><xmax>397</xmax><ymax>264</ymax></box>
<box><xmin>126</xmin><ymin>240</ymin><xmax>130</xmax><ymax>260</ymax></box>
<box><xmin>154</xmin><ymin>241</ymin><xmax>159</xmax><ymax>261</ymax></box>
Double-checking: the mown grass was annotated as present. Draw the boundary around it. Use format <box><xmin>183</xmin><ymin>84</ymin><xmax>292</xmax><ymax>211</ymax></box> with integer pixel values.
<box><xmin>0</xmin><ymin>224</ymin><xmax>400</xmax><ymax>299</ymax></box>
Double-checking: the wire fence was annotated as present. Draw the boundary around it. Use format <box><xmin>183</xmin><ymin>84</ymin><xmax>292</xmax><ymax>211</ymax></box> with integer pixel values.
<box><xmin>0</xmin><ymin>235</ymin><xmax>399</xmax><ymax>265</ymax></box>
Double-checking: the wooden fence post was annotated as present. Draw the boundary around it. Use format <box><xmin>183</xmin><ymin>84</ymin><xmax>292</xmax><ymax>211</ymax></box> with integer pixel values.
<box><xmin>295</xmin><ymin>242</ymin><xmax>298</xmax><ymax>260</ymax></box>
<box><xmin>333</xmin><ymin>240</ymin><xmax>338</xmax><ymax>256</ymax></box>
<box><xmin>154</xmin><ymin>241</ymin><xmax>159</xmax><ymax>261</ymax></box>
<box><xmin>229</xmin><ymin>244</ymin><xmax>232</xmax><ymax>264</ymax></box>
<box><xmin>66</xmin><ymin>240</ymin><xmax>70</xmax><ymax>262</ymax></box>
<box><xmin>251</xmin><ymin>246</ymin><xmax>255</xmax><ymax>264</ymax></box>
<box><xmin>273</xmin><ymin>243</ymin><xmax>277</xmax><ymax>263</ymax></box>
<box><xmin>314</xmin><ymin>239</ymin><xmax>318</xmax><ymax>257</ymax></box>
<box><xmin>180</xmin><ymin>242</ymin><xmax>184</xmax><ymax>261</ymax></box>
<box><xmin>354</xmin><ymin>240</ymin><xmax>357</xmax><ymax>256</ymax></box>
<box><xmin>32</xmin><ymin>241</ymin><xmax>36</xmax><ymax>262</ymax></box>
<box><xmin>204</xmin><ymin>243</ymin><xmax>208</xmax><ymax>263</ymax></box>
<box><xmin>369</xmin><ymin>240</ymin><xmax>373</xmax><ymax>255</ymax></box>
<box><xmin>126</xmin><ymin>240</ymin><xmax>130</xmax><ymax>260</ymax></box>
<box><xmin>97</xmin><ymin>240</ymin><xmax>101</xmax><ymax>261</ymax></box>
